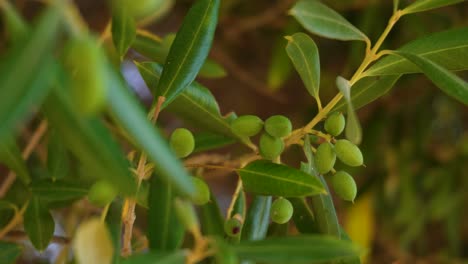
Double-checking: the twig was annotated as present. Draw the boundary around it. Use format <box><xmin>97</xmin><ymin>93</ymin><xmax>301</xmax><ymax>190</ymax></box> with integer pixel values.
<box><xmin>0</xmin><ymin>202</ymin><xmax>28</xmax><ymax>239</ymax></box>
<box><xmin>3</xmin><ymin>230</ymin><xmax>70</xmax><ymax>245</ymax></box>
<box><xmin>0</xmin><ymin>120</ymin><xmax>48</xmax><ymax>198</ymax></box>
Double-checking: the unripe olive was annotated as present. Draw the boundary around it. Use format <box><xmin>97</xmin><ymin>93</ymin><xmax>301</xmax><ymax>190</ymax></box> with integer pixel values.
<box><xmin>331</xmin><ymin>171</ymin><xmax>357</xmax><ymax>202</ymax></box>
<box><xmin>117</xmin><ymin>0</ymin><xmax>167</xmax><ymax>19</ymax></box>
<box><xmin>230</xmin><ymin>115</ymin><xmax>263</xmax><ymax>137</ymax></box>
<box><xmin>169</xmin><ymin>128</ymin><xmax>195</xmax><ymax>158</ymax></box>
<box><xmin>191</xmin><ymin>177</ymin><xmax>210</xmax><ymax>206</ymax></box>
<box><xmin>270</xmin><ymin>197</ymin><xmax>293</xmax><ymax>224</ymax></box>
<box><xmin>63</xmin><ymin>36</ymin><xmax>107</xmax><ymax>115</ymax></box>
<box><xmin>325</xmin><ymin>112</ymin><xmax>345</xmax><ymax>136</ymax></box>
<box><xmin>334</xmin><ymin>139</ymin><xmax>363</xmax><ymax>167</ymax></box>
<box><xmin>314</xmin><ymin>142</ymin><xmax>336</xmax><ymax>174</ymax></box>
<box><xmin>88</xmin><ymin>180</ymin><xmax>118</xmax><ymax>206</ymax></box>
<box><xmin>265</xmin><ymin>115</ymin><xmax>292</xmax><ymax>138</ymax></box>
<box><xmin>224</xmin><ymin>215</ymin><xmax>243</xmax><ymax>237</ymax></box>
<box><xmin>259</xmin><ymin>133</ymin><xmax>284</xmax><ymax>160</ymax></box>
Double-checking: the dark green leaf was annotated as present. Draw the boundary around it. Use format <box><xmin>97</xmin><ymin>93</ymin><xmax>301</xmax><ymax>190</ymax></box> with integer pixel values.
<box><xmin>290</xmin><ymin>0</ymin><xmax>367</xmax><ymax>41</ymax></box>
<box><xmin>155</xmin><ymin>0</ymin><xmax>220</xmax><ymax>106</ymax></box>
<box><xmin>402</xmin><ymin>0</ymin><xmax>465</xmax><ymax>14</ymax></box>
<box><xmin>0</xmin><ymin>6</ymin><xmax>60</xmax><ymax>140</ymax></box>
<box><xmin>0</xmin><ymin>135</ymin><xmax>30</xmax><ymax>184</ymax></box>
<box><xmin>364</xmin><ymin>28</ymin><xmax>468</xmax><ymax>76</ymax></box>
<box><xmin>237</xmin><ymin>160</ymin><xmax>325</xmax><ymax>197</ymax></box>
<box><xmin>0</xmin><ymin>241</ymin><xmax>22</xmax><ymax>264</ymax></box>
<box><xmin>30</xmin><ymin>179</ymin><xmax>88</xmax><ymax>203</ymax></box>
<box><xmin>105</xmin><ymin>199</ymin><xmax>124</xmax><ymax>264</ymax></box>
<box><xmin>289</xmin><ymin>197</ymin><xmax>318</xmax><ymax>234</ymax></box>
<box><xmin>233</xmin><ymin>235</ymin><xmax>362</xmax><ymax>263</ymax></box>
<box><xmin>286</xmin><ymin>33</ymin><xmax>321</xmax><ymax>101</ymax></box>
<box><xmin>391</xmin><ymin>51</ymin><xmax>468</xmax><ymax>105</ymax></box>
<box><xmin>111</xmin><ymin>4</ymin><xmax>136</xmax><ymax>59</ymax></box>
<box><xmin>43</xmin><ymin>83</ymin><xmax>137</xmax><ymax>196</ymax></box>
<box><xmin>105</xmin><ymin>65</ymin><xmax>195</xmax><ymax>197</ymax></box>
<box><xmin>241</xmin><ymin>195</ymin><xmax>271</xmax><ymax>241</ymax></box>
<box><xmin>332</xmin><ymin>75</ymin><xmax>401</xmax><ymax>112</ymax></box>
<box><xmin>120</xmin><ymin>250</ymin><xmax>188</xmax><ymax>264</ymax></box>
<box><xmin>24</xmin><ymin>197</ymin><xmax>55</xmax><ymax>251</ymax></box>
<box><xmin>193</xmin><ymin>132</ymin><xmax>236</xmax><ymax>152</ymax></box>
<box><xmin>148</xmin><ymin>174</ymin><xmax>184</xmax><ymax>250</ymax></box>
<box><xmin>47</xmin><ymin>130</ymin><xmax>70</xmax><ymax>180</ymax></box>
<box><xmin>0</xmin><ymin>1</ymin><xmax>28</xmax><ymax>43</ymax></box>
<box><xmin>200</xmin><ymin>192</ymin><xmax>225</xmax><ymax>236</ymax></box>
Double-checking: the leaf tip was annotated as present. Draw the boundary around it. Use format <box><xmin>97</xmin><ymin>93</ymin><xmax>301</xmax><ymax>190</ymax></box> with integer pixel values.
<box><xmin>284</xmin><ymin>35</ymin><xmax>293</xmax><ymax>42</ymax></box>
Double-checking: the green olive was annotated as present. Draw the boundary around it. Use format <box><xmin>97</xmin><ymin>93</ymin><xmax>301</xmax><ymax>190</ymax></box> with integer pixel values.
<box><xmin>169</xmin><ymin>128</ymin><xmax>195</xmax><ymax>158</ymax></box>
<box><xmin>264</xmin><ymin>115</ymin><xmax>292</xmax><ymax>138</ymax></box>
<box><xmin>230</xmin><ymin>115</ymin><xmax>263</xmax><ymax>137</ymax></box>
<box><xmin>191</xmin><ymin>177</ymin><xmax>210</xmax><ymax>205</ymax></box>
<box><xmin>117</xmin><ymin>0</ymin><xmax>167</xmax><ymax>19</ymax></box>
<box><xmin>331</xmin><ymin>171</ymin><xmax>357</xmax><ymax>202</ymax></box>
<box><xmin>334</xmin><ymin>139</ymin><xmax>363</xmax><ymax>167</ymax></box>
<box><xmin>224</xmin><ymin>215</ymin><xmax>243</xmax><ymax>237</ymax></box>
<box><xmin>314</xmin><ymin>142</ymin><xmax>336</xmax><ymax>174</ymax></box>
<box><xmin>270</xmin><ymin>197</ymin><xmax>293</xmax><ymax>224</ymax></box>
<box><xmin>259</xmin><ymin>133</ymin><xmax>284</xmax><ymax>160</ymax></box>
<box><xmin>88</xmin><ymin>180</ymin><xmax>118</xmax><ymax>206</ymax></box>
<box><xmin>325</xmin><ymin>112</ymin><xmax>345</xmax><ymax>136</ymax></box>
<box><xmin>63</xmin><ymin>36</ymin><xmax>107</xmax><ymax>115</ymax></box>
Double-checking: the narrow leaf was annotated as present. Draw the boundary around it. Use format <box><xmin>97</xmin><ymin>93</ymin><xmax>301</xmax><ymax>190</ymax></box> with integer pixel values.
<box><xmin>241</xmin><ymin>195</ymin><xmax>272</xmax><ymax>241</ymax></box>
<box><xmin>402</xmin><ymin>0</ymin><xmax>465</xmax><ymax>14</ymax></box>
<box><xmin>0</xmin><ymin>0</ymin><xmax>28</xmax><ymax>43</ymax></box>
<box><xmin>105</xmin><ymin>200</ymin><xmax>123</xmax><ymax>264</ymax></box>
<box><xmin>290</xmin><ymin>0</ymin><xmax>367</xmax><ymax>41</ymax></box>
<box><xmin>237</xmin><ymin>160</ymin><xmax>325</xmax><ymax>197</ymax></box>
<box><xmin>155</xmin><ymin>0</ymin><xmax>220</xmax><ymax>106</ymax></box>
<box><xmin>47</xmin><ymin>130</ymin><xmax>70</xmax><ymax>180</ymax></box>
<box><xmin>0</xmin><ymin>6</ymin><xmax>60</xmax><ymax>140</ymax></box>
<box><xmin>120</xmin><ymin>250</ymin><xmax>188</xmax><ymax>264</ymax></box>
<box><xmin>289</xmin><ymin>197</ymin><xmax>318</xmax><ymax>234</ymax></box>
<box><xmin>30</xmin><ymin>179</ymin><xmax>88</xmax><ymax>203</ymax></box>
<box><xmin>200</xmin><ymin>192</ymin><xmax>225</xmax><ymax>236</ymax></box>
<box><xmin>111</xmin><ymin>5</ymin><xmax>136</xmax><ymax>59</ymax></box>
<box><xmin>286</xmin><ymin>33</ymin><xmax>321</xmax><ymax>100</ymax></box>
<box><xmin>0</xmin><ymin>135</ymin><xmax>30</xmax><ymax>184</ymax></box>
<box><xmin>105</xmin><ymin>65</ymin><xmax>195</xmax><ymax>197</ymax></box>
<box><xmin>0</xmin><ymin>241</ymin><xmax>22</xmax><ymax>264</ymax></box>
<box><xmin>233</xmin><ymin>235</ymin><xmax>362</xmax><ymax>264</ymax></box>
<box><xmin>364</xmin><ymin>27</ymin><xmax>468</xmax><ymax>76</ymax></box>
<box><xmin>391</xmin><ymin>51</ymin><xmax>468</xmax><ymax>105</ymax></box>
<box><xmin>24</xmin><ymin>197</ymin><xmax>55</xmax><ymax>251</ymax></box>
<box><xmin>336</xmin><ymin>77</ymin><xmax>362</xmax><ymax>145</ymax></box>
<box><xmin>148</xmin><ymin>174</ymin><xmax>184</xmax><ymax>250</ymax></box>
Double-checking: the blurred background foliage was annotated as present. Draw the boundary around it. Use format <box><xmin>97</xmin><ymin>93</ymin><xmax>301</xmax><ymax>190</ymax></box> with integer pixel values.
<box><xmin>1</xmin><ymin>0</ymin><xmax>467</xmax><ymax>263</ymax></box>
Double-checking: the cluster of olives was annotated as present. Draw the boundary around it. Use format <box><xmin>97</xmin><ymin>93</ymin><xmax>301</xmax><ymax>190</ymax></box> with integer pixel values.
<box><xmin>230</xmin><ymin>115</ymin><xmax>292</xmax><ymax>160</ymax></box>
<box><xmin>314</xmin><ymin>112</ymin><xmax>363</xmax><ymax>202</ymax></box>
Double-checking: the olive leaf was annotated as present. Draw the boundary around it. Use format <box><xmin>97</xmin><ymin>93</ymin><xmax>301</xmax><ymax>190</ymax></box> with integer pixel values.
<box><xmin>120</xmin><ymin>250</ymin><xmax>188</xmax><ymax>264</ymax></box>
<box><xmin>0</xmin><ymin>0</ymin><xmax>28</xmax><ymax>43</ymax></box>
<box><xmin>290</xmin><ymin>0</ymin><xmax>368</xmax><ymax>42</ymax></box>
<box><xmin>286</xmin><ymin>33</ymin><xmax>321</xmax><ymax>104</ymax></box>
<box><xmin>241</xmin><ymin>195</ymin><xmax>272</xmax><ymax>241</ymax></box>
<box><xmin>336</xmin><ymin>76</ymin><xmax>362</xmax><ymax>145</ymax></box>
<box><xmin>0</xmin><ymin>241</ymin><xmax>22</xmax><ymax>264</ymax></box>
<box><xmin>24</xmin><ymin>197</ymin><xmax>55</xmax><ymax>251</ymax></box>
<box><xmin>47</xmin><ymin>130</ymin><xmax>70</xmax><ymax>180</ymax></box>
<box><xmin>111</xmin><ymin>4</ymin><xmax>136</xmax><ymax>59</ymax></box>
<box><xmin>0</xmin><ymin>135</ymin><xmax>30</xmax><ymax>185</ymax></box>
<box><xmin>401</xmin><ymin>0</ymin><xmax>465</xmax><ymax>14</ymax></box>
<box><xmin>200</xmin><ymin>191</ymin><xmax>225</xmax><ymax>236</ymax></box>
<box><xmin>30</xmin><ymin>179</ymin><xmax>88</xmax><ymax>204</ymax></box>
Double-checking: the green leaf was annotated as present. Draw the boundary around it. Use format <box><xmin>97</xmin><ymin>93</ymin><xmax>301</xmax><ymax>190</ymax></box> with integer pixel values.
<box><xmin>193</xmin><ymin>132</ymin><xmax>236</xmax><ymax>152</ymax></box>
<box><xmin>120</xmin><ymin>250</ymin><xmax>188</xmax><ymax>264</ymax></box>
<box><xmin>198</xmin><ymin>59</ymin><xmax>227</xmax><ymax>79</ymax></box>
<box><xmin>136</xmin><ymin>62</ymin><xmax>238</xmax><ymax>140</ymax></box>
<box><xmin>336</xmin><ymin>77</ymin><xmax>362</xmax><ymax>145</ymax></box>
<box><xmin>241</xmin><ymin>195</ymin><xmax>272</xmax><ymax>241</ymax></box>
<box><xmin>0</xmin><ymin>1</ymin><xmax>28</xmax><ymax>43</ymax></box>
<box><xmin>47</xmin><ymin>130</ymin><xmax>70</xmax><ymax>180</ymax></box>
<box><xmin>105</xmin><ymin>200</ymin><xmax>124</xmax><ymax>264</ymax></box>
<box><xmin>105</xmin><ymin>65</ymin><xmax>195</xmax><ymax>197</ymax></box>
<box><xmin>0</xmin><ymin>135</ymin><xmax>30</xmax><ymax>184</ymax></box>
<box><xmin>332</xmin><ymin>75</ymin><xmax>401</xmax><ymax>112</ymax></box>
<box><xmin>338</xmin><ymin>227</ymin><xmax>362</xmax><ymax>264</ymax></box>
<box><xmin>111</xmin><ymin>4</ymin><xmax>137</xmax><ymax>59</ymax></box>
<box><xmin>402</xmin><ymin>0</ymin><xmax>465</xmax><ymax>14</ymax></box>
<box><xmin>290</xmin><ymin>0</ymin><xmax>367</xmax><ymax>42</ymax></box>
<box><xmin>364</xmin><ymin>27</ymin><xmax>468</xmax><ymax>76</ymax></box>
<box><xmin>30</xmin><ymin>179</ymin><xmax>88</xmax><ymax>204</ymax></box>
<box><xmin>155</xmin><ymin>0</ymin><xmax>220</xmax><ymax>106</ymax></box>
<box><xmin>391</xmin><ymin>51</ymin><xmax>468</xmax><ymax>105</ymax></box>
<box><xmin>237</xmin><ymin>160</ymin><xmax>325</xmax><ymax>197</ymax></box>
<box><xmin>227</xmin><ymin>183</ymin><xmax>246</xmax><ymax>220</ymax></box>
<box><xmin>0</xmin><ymin>6</ymin><xmax>60</xmax><ymax>141</ymax></box>
<box><xmin>289</xmin><ymin>197</ymin><xmax>318</xmax><ymax>234</ymax></box>
<box><xmin>43</xmin><ymin>84</ymin><xmax>137</xmax><ymax>196</ymax></box>
<box><xmin>233</xmin><ymin>235</ymin><xmax>362</xmax><ymax>263</ymax></box>
<box><xmin>24</xmin><ymin>197</ymin><xmax>55</xmax><ymax>251</ymax></box>
<box><xmin>0</xmin><ymin>241</ymin><xmax>22</xmax><ymax>264</ymax></box>
<box><xmin>286</xmin><ymin>33</ymin><xmax>321</xmax><ymax>101</ymax></box>
<box><xmin>148</xmin><ymin>174</ymin><xmax>184</xmax><ymax>250</ymax></box>
<box><xmin>200</xmin><ymin>192</ymin><xmax>225</xmax><ymax>236</ymax></box>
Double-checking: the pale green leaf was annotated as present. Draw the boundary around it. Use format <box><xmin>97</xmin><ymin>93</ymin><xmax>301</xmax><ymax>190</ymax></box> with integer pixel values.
<box><xmin>336</xmin><ymin>76</ymin><xmax>362</xmax><ymax>145</ymax></box>
<box><xmin>402</xmin><ymin>0</ymin><xmax>465</xmax><ymax>14</ymax></box>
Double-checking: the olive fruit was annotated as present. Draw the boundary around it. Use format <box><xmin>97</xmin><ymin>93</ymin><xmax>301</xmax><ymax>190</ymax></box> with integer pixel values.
<box><xmin>169</xmin><ymin>128</ymin><xmax>195</xmax><ymax>158</ymax></box>
<box><xmin>334</xmin><ymin>139</ymin><xmax>363</xmax><ymax>167</ymax></box>
<box><xmin>314</xmin><ymin>142</ymin><xmax>336</xmax><ymax>174</ymax></box>
<box><xmin>331</xmin><ymin>171</ymin><xmax>357</xmax><ymax>202</ymax></box>
<box><xmin>325</xmin><ymin>112</ymin><xmax>345</xmax><ymax>136</ymax></box>
<box><xmin>224</xmin><ymin>215</ymin><xmax>243</xmax><ymax>237</ymax></box>
<box><xmin>230</xmin><ymin>115</ymin><xmax>263</xmax><ymax>137</ymax></box>
<box><xmin>88</xmin><ymin>180</ymin><xmax>118</xmax><ymax>206</ymax></box>
<box><xmin>270</xmin><ymin>197</ymin><xmax>293</xmax><ymax>224</ymax></box>
<box><xmin>191</xmin><ymin>176</ymin><xmax>210</xmax><ymax>205</ymax></box>
<box><xmin>63</xmin><ymin>36</ymin><xmax>107</xmax><ymax>115</ymax></box>
<box><xmin>259</xmin><ymin>133</ymin><xmax>284</xmax><ymax>160</ymax></box>
<box><xmin>265</xmin><ymin>115</ymin><xmax>292</xmax><ymax>138</ymax></box>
